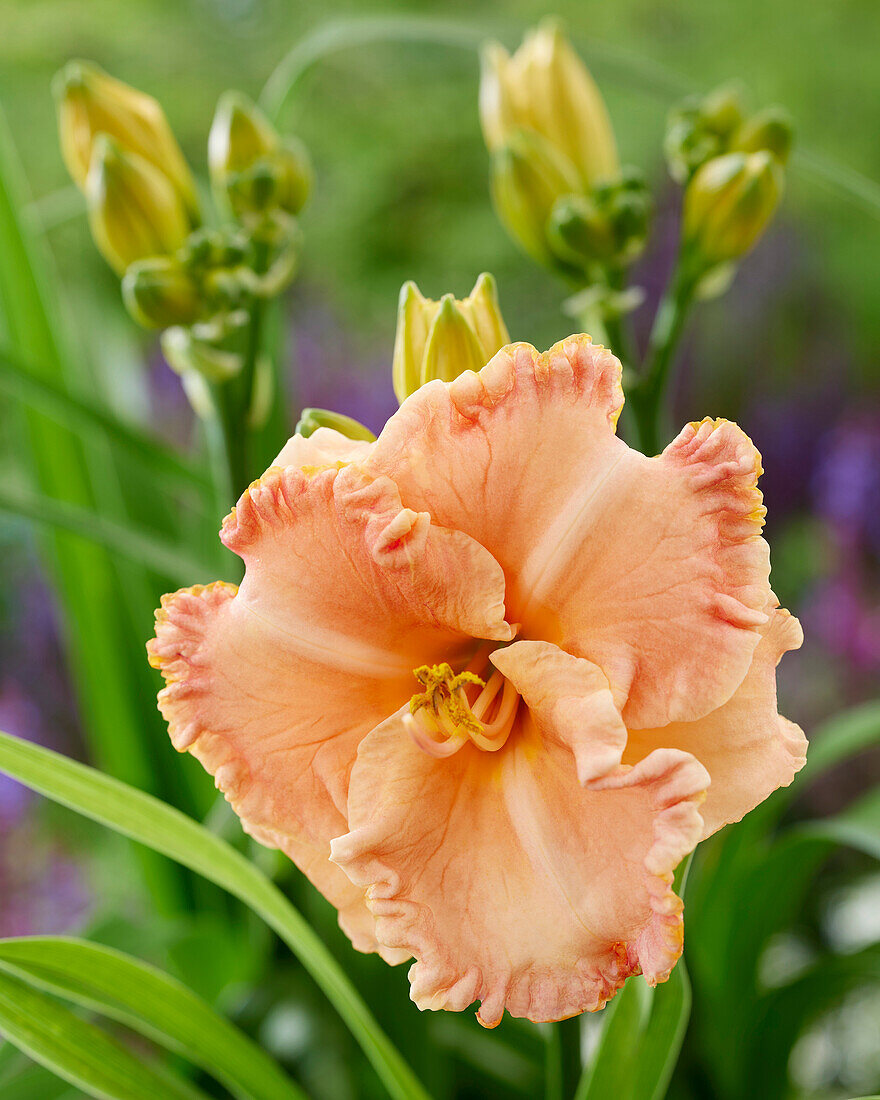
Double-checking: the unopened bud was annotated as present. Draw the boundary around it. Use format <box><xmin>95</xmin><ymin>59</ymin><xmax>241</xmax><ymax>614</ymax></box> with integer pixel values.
<box><xmin>295</xmin><ymin>408</ymin><xmax>376</xmax><ymax>442</ymax></box>
<box><xmin>547</xmin><ymin>193</ymin><xmax>616</xmax><ymax>266</ymax></box>
<box><xmin>422</xmin><ymin>297</ymin><xmax>488</xmax><ymax>386</ymax></box>
<box><xmin>731</xmin><ymin>106</ymin><xmax>793</xmax><ymax>165</ymax></box>
<box><xmin>392</xmin><ymin>274</ymin><xmax>510</xmax><ymax>402</ymax></box>
<box><xmin>490</xmin><ymin>129</ymin><xmax>580</xmax><ymax>269</ymax></box>
<box><xmin>54</xmin><ymin>60</ymin><xmax>198</xmax><ymax>219</ymax></box>
<box><xmin>548</xmin><ymin>171</ymin><xmax>652</xmax><ymax>269</ymax></box>
<box><xmin>85</xmin><ymin>135</ymin><xmax>190</xmax><ymax>275</ymax></box>
<box><xmin>664</xmin><ymin>84</ymin><xmax>745</xmax><ymax>184</ymax></box>
<box><xmin>480</xmin><ymin>20</ymin><xmax>619</xmax><ymax>188</ymax></box>
<box><xmin>683</xmin><ymin>151</ymin><xmax>783</xmax><ymax>268</ymax></box>
<box><xmin>209</xmin><ymin>92</ymin><xmax>312</xmax><ymax>220</ymax></box>
<box><xmin>122</xmin><ymin>256</ymin><xmax>202</xmax><ymax>328</ymax></box>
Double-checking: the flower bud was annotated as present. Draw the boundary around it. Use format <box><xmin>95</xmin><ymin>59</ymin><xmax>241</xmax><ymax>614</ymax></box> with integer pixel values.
<box><xmin>490</xmin><ymin>129</ymin><xmax>581</xmax><ymax>269</ymax></box>
<box><xmin>664</xmin><ymin>84</ymin><xmax>745</xmax><ymax>184</ymax></box>
<box><xmin>121</xmin><ymin>256</ymin><xmax>203</xmax><ymax>329</ymax></box>
<box><xmin>731</xmin><ymin>106</ymin><xmax>793</xmax><ymax>165</ymax></box>
<box><xmin>209</xmin><ymin>92</ymin><xmax>312</xmax><ymax>220</ymax></box>
<box><xmin>85</xmin><ymin>135</ymin><xmax>190</xmax><ymax>275</ymax></box>
<box><xmin>421</xmin><ymin>297</ymin><xmax>488</xmax><ymax>386</ymax></box>
<box><xmin>547</xmin><ymin>193</ymin><xmax>616</xmax><ymax>266</ymax></box>
<box><xmin>480</xmin><ymin>20</ymin><xmax>619</xmax><ymax>189</ymax></box>
<box><xmin>683</xmin><ymin>151</ymin><xmax>783</xmax><ymax>268</ymax></box>
<box><xmin>53</xmin><ymin>60</ymin><xmax>198</xmax><ymax>219</ymax></box>
<box><xmin>548</xmin><ymin>169</ymin><xmax>652</xmax><ymax>269</ymax></box>
<box><xmin>295</xmin><ymin>409</ymin><xmax>376</xmax><ymax>442</ymax></box>
<box><xmin>392</xmin><ymin>273</ymin><xmax>510</xmax><ymax>403</ymax></box>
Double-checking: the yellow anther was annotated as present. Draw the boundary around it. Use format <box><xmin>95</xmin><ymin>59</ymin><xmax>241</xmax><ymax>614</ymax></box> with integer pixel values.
<box><xmin>409</xmin><ymin>663</ymin><xmax>486</xmax><ymax>737</ymax></box>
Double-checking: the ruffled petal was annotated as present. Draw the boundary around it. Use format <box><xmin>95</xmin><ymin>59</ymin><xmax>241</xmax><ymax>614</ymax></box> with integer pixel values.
<box><xmin>272</xmin><ymin>426</ymin><xmax>372</xmax><ymax>469</ymax></box>
<box><xmin>331</xmin><ymin>708</ymin><xmax>708</xmax><ymax>1027</ymax></box>
<box><xmin>369</xmin><ymin>347</ymin><xmax>771</xmax><ymax>727</ymax></box>
<box><xmin>489</xmin><ymin>640</ymin><xmax>627</xmax><ymax>783</ymax></box>
<box><xmin>623</xmin><ymin>605</ymin><xmax>807</xmax><ymax>838</ymax></box>
<box><xmin>366</xmin><ymin>336</ymin><xmax>625</xmax><ymax>625</ymax></box>
<box><xmin>148</xmin><ymin>464</ymin><xmax>513</xmax><ymax>952</ymax></box>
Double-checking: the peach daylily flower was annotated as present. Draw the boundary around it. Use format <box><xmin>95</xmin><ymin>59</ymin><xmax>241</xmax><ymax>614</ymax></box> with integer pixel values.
<box><xmin>148</xmin><ymin>335</ymin><xmax>806</xmax><ymax>1027</ymax></box>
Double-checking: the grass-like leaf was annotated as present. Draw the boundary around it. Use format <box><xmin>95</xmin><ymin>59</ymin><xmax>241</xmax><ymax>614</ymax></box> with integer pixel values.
<box><xmin>0</xmin><ymin>481</ymin><xmax>216</xmax><ymax>585</ymax></box>
<box><xmin>0</xmin><ymin>937</ymin><xmax>306</xmax><ymax>1100</ymax></box>
<box><xmin>0</xmin><ymin>968</ymin><xmax>211</xmax><ymax>1100</ymax></box>
<box><xmin>0</xmin><ymin>730</ymin><xmax>429</xmax><ymax>1100</ymax></box>
<box><xmin>0</xmin><ymin>345</ymin><xmax>209</xmax><ymax>495</ymax></box>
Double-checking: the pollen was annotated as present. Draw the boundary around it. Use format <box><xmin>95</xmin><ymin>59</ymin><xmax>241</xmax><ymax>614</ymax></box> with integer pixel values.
<box><xmin>405</xmin><ymin>661</ymin><xmax>520</xmax><ymax>759</ymax></box>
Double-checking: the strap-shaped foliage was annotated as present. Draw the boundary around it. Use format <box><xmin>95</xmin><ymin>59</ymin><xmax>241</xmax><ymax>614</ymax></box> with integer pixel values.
<box><xmin>0</xmin><ymin>730</ymin><xmax>429</xmax><ymax>1100</ymax></box>
<box><xmin>0</xmin><ymin>937</ymin><xmax>306</xmax><ymax>1100</ymax></box>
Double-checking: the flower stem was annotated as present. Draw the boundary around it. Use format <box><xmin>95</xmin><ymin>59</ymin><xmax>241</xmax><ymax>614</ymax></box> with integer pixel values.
<box><xmin>546</xmin><ymin>1016</ymin><xmax>582</xmax><ymax>1100</ymax></box>
<box><xmin>627</xmin><ymin>265</ymin><xmax>696</xmax><ymax>455</ymax></box>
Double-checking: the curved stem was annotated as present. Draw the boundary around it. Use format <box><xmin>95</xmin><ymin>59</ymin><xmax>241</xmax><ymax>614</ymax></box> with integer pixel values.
<box><xmin>627</xmin><ymin>266</ymin><xmax>696</xmax><ymax>455</ymax></box>
<box><xmin>261</xmin><ymin>16</ymin><xmax>484</xmax><ymax>122</ymax></box>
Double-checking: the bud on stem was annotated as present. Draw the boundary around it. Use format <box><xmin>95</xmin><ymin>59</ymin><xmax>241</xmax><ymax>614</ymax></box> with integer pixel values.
<box><xmin>85</xmin><ymin>135</ymin><xmax>191</xmax><ymax>274</ymax></box>
<box><xmin>54</xmin><ymin>59</ymin><xmax>198</xmax><ymax>219</ymax></box>
<box><xmin>392</xmin><ymin>273</ymin><xmax>510</xmax><ymax>403</ymax></box>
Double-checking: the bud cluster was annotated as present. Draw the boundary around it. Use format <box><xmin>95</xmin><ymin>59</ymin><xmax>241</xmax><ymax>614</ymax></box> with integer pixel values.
<box><xmin>667</xmin><ymin>86</ymin><xmax>792</xmax><ymax>286</ymax></box>
<box><xmin>665</xmin><ymin>84</ymin><xmax>793</xmax><ymax>186</ymax></box>
<box><xmin>54</xmin><ymin>62</ymin><xmax>312</xmax><ymax>399</ymax></box>
<box><xmin>480</xmin><ymin>21</ymin><xmax>651</xmax><ymax>280</ymax></box>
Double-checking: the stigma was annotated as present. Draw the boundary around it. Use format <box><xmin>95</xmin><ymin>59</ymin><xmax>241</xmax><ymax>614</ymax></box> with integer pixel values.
<box><xmin>404</xmin><ymin>661</ymin><xmax>520</xmax><ymax>759</ymax></box>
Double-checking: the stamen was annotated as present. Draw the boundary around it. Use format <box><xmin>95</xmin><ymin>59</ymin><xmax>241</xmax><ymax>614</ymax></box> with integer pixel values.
<box><xmin>406</xmin><ymin>661</ymin><xmax>521</xmax><ymax>758</ymax></box>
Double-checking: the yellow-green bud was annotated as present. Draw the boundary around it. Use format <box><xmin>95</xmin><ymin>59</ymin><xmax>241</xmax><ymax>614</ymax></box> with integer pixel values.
<box><xmin>209</xmin><ymin>91</ymin><xmax>312</xmax><ymax>220</ymax></box>
<box><xmin>664</xmin><ymin>84</ymin><xmax>745</xmax><ymax>184</ymax></box>
<box><xmin>295</xmin><ymin>408</ymin><xmax>376</xmax><ymax>442</ymax></box>
<box><xmin>490</xmin><ymin>129</ymin><xmax>580</xmax><ymax>269</ymax></box>
<box><xmin>122</xmin><ymin>256</ymin><xmax>203</xmax><ymax>329</ymax></box>
<box><xmin>208</xmin><ymin>91</ymin><xmax>277</xmax><ymax>179</ymax></box>
<box><xmin>480</xmin><ymin>20</ymin><xmax>619</xmax><ymax>189</ymax></box>
<box><xmin>85</xmin><ymin>135</ymin><xmax>190</xmax><ymax>275</ymax></box>
<box><xmin>731</xmin><ymin>106</ymin><xmax>794</xmax><ymax>165</ymax></box>
<box><xmin>422</xmin><ymin>297</ymin><xmax>488</xmax><ymax>386</ymax></box>
<box><xmin>392</xmin><ymin>273</ymin><xmax>510</xmax><ymax>403</ymax></box>
<box><xmin>683</xmin><ymin>151</ymin><xmax>783</xmax><ymax>268</ymax></box>
<box><xmin>53</xmin><ymin>60</ymin><xmax>198</xmax><ymax>220</ymax></box>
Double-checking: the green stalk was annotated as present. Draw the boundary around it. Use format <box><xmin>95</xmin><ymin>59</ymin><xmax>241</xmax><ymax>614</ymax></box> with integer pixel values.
<box><xmin>546</xmin><ymin>1017</ymin><xmax>582</xmax><ymax>1100</ymax></box>
<box><xmin>627</xmin><ymin>265</ymin><xmax>697</xmax><ymax>455</ymax></box>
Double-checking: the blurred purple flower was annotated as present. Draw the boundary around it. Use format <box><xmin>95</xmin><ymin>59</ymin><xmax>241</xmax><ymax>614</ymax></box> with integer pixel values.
<box><xmin>0</xmin><ymin>685</ymin><xmax>39</xmax><ymax>829</ymax></box>
<box><xmin>803</xmin><ymin>566</ymin><xmax>880</xmax><ymax>673</ymax></box>
<box><xmin>813</xmin><ymin>414</ymin><xmax>880</xmax><ymax>554</ymax></box>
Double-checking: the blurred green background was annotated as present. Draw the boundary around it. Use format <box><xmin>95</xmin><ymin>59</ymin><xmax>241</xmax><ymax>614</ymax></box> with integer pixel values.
<box><xmin>1</xmin><ymin>1</ymin><xmax>879</xmax><ymax>1098</ymax></box>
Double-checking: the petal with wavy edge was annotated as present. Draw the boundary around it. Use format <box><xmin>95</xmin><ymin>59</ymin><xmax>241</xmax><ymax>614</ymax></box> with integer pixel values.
<box><xmin>489</xmin><ymin>640</ymin><xmax>627</xmax><ymax>783</ymax></box>
<box><xmin>272</xmin><ymin>426</ymin><xmax>372</xmax><ymax>469</ymax></box>
<box><xmin>623</xmin><ymin>605</ymin><xmax>807</xmax><ymax>837</ymax></box>
<box><xmin>332</xmin><ymin>708</ymin><xmax>708</xmax><ymax>1027</ymax></box>
<box><xmin>148</xmin><ymin>464</ymin><xmax>512</xmax><ymax>953</ymax></box>
<box><xmin>366</xmin><ymin>341</ymin><xmax>770</xmax><ymax>728</ymax></box>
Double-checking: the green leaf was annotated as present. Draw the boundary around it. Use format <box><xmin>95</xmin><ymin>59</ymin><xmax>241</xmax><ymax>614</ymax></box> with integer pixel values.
<box><xmin>0</xmin><ymin>937</ymin><xmax>306</xmax><ymax>1100</ymax></box>
<box><xmin>798</xmin><ymin>700</ymin><xmax>880</xmax><ymax>783</ymax></box>
<box><xmin>0</xmin><ymin>100</ymin><xmax>200</xmax><ymax>898</ymax></box>
<box><xmin>629</xmin><ymin>962</ymin><xmax>691</xmax><ymax>1100</ymax></box>
<box><xmin>0</xmin><ymin>968</ymin><xmax>210</xmax><ymax>1100</ymax></box>
<box><xmin>574</xmin><ymin>978</ymin><xmax>654</xmax><ymax>1100</ymax></box>
<box><xmin>742</xmin><ymin>943</ymin><xmax>880</xmax><ymax>1099</ymax></box>
<box><xmin>0</xmin><ymin>480</ymin><xmax>216</xmax><ymax>585</ymax></box>
<box><xmin>0</xmin><ymin>730</ymin><xmax>429</xmax><ymax>1100</ymax></box>
<box><xmin>0</xmin><ymin>345</ymin><xmax>209</xmax><ymax>495</ymax></box>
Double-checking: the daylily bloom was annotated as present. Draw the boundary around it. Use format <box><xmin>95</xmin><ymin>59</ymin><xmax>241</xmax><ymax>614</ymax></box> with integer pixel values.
<box><xmin>148</xmin><ymin>336</ymin><xmax>806</xmax><ymax>1026</ymax></box>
